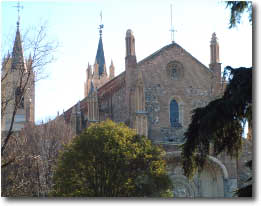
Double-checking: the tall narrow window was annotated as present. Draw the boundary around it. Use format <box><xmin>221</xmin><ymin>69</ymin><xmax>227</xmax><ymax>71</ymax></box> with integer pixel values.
<box><xmin>170</xmin><ymin>99</ymin><xmax>179</xmax><ymax>127</ymax></box>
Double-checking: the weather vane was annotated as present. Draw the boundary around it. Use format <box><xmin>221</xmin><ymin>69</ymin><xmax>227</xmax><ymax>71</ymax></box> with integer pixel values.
<box><xmin>13</xmin><ymin>1</ymin><xmax>23</xmax><ymax>27</ymax></box>
<box><xmin>170</xmin><ymin>4</ymin><xmax>177</xmax><ymax>43</ymax></box>
<box><xmin>99</xmin><ymin>11</ymin><xmax>104</xmax><ymax>37</ymax></box>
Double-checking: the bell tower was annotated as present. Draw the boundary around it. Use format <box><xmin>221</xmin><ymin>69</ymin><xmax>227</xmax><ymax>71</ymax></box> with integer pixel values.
<box><xmin>1</xmin><ymin>2</ymin><xmax>35</xmax><ymax>132</ymax></box>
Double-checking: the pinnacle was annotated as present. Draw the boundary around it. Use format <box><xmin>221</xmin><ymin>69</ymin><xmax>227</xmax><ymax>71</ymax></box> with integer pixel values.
<box><xmin>211</xmin><ymin>32</ymin><xmax>218</xmax><ymax>44</ymax></box>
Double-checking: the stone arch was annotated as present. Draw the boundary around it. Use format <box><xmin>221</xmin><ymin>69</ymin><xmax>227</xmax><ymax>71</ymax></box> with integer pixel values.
<box><xmin>166</xmin><ymin>151</ymin><xmax>228</xmax><ymax>180</ymax></box>
<box><xmin>169</xmin><ymin>174</ymin><xmax>199</xmax><ymax>198</ymax></box>
<box><xmin>166</xmin><ymin>151</ymin><xmax>229</xmax><ymax>198</ymax></box>
<box><xmin>199</xmin><ymin>160</ymin><xmax>224</xmax><ymax>197</ymax></box>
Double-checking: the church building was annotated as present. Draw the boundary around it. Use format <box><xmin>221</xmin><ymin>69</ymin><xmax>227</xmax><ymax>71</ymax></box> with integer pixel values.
<box><xmin>62</xmin><ymin>22</ymin><xmax>251</xmax><ymax>198</ymax></box>
<box><xmin>1</xmin><ymin>20</ymin><xmax>35</xmax><ymax>133</ymax></box>
<box><xmin>2</xmin><ymin>13</ymin><xmax>251</xmax><ymax>197</ymax></box>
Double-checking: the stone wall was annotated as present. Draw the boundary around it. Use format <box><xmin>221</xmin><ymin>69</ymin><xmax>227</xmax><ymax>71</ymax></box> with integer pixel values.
<box><xmin>98</xmin><ymin>72</ymin><xmax>127</xmax><ymax>124</ymax></box>
<box><xmin>111</xmin><ymin>86</ymin><xmax>127</xmax><ymax>123</ymax></box>
<box><xmin>137</xmin><ymin>43</ymin><xmax>215</xmax><ymax>144</ymax></box>
<box><xmin>237</xmin><ymin>139</ymin><xmax>252</xmax><ymax>189</ymax></box>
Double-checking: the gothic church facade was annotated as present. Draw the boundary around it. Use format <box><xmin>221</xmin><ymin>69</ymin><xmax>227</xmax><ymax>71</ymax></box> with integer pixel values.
<box><xmin>1</xmin><ymin>11</ymin><xmax>252</xmax><ymax>198</ymax></box>
<box><xmin>62</xmin><ymin>27</ymin><xmax>251</xmax><ymax>198</ymax></box>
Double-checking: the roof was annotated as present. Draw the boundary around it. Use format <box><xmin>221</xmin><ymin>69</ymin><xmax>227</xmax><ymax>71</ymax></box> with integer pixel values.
<box><xmin>95</xmin><ymin>36</ymin><xmax>106</xmax><ymax>76</ymax></box>
<box><xmin>11</xmin><ymin>26</ymin><xmax>25</xmax><ymax>70</ymax></box>
<box><xmin>138</xmin><ymin>42</ymin><xmax>212</xmax><ymax>73</ymax></box>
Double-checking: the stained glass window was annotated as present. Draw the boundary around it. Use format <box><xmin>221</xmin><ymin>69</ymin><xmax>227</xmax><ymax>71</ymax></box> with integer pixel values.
<box><xmin>170</xmin><ymin>99</ymin><xmax>179</xmax><ymax>127</ymax></box>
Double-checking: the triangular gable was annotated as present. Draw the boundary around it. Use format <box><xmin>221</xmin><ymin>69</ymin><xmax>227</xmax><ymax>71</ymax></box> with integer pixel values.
<box><xmin>138</xmin><ymin>43</ymin><xmax>212</xmax><ymax>74</ymax></box>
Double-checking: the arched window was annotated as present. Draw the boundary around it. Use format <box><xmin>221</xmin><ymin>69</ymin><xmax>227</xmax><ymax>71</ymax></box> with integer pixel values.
<box><xmin>170</xmin><ymin>99</ymin><xmax>180</xmax><ymax>127</ymax></box>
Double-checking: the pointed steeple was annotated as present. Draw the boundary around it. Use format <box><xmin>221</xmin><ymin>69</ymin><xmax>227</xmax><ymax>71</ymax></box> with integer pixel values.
<box><xmin>11</xmin><ymin>24</ymin><xmax>24</xmax><ymax>71</ymax></box>
<box><xmin>95</xmin><ymin>34</ymin><xmax>106</xmax><ymax>76</ymax></box>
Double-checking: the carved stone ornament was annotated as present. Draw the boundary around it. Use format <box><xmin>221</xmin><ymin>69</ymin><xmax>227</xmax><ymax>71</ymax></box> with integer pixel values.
<box><xmin>166</xmin><ymin>61</ymin><xmax>184</xmax><ymax>80</ymax></box>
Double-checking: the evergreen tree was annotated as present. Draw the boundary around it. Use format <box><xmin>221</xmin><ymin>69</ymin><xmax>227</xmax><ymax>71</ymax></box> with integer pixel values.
<box><xmin>226</xmin><ymin>1</ymin><xmax>252</xmax><ymax>28</ymax></box>
<box><xmin>181</xmin><ymin>66</ymin><xmax>252</xmax><ymax>196</ymax></box>
<box><xmin>182</xmin><ymin>1</ymin><xmax>253</xmax><ymax>197</ymax></box>
<box><xmin>50</xmin><ymin>120</ymin><xmax>173</xmax><ymax>197</ymax></box>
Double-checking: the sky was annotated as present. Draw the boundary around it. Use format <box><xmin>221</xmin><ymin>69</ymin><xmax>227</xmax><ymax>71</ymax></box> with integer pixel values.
<box><xmin>1</xmin><ymin>0</ymin><xmax>252</xmax><ymax>123</ymax></box>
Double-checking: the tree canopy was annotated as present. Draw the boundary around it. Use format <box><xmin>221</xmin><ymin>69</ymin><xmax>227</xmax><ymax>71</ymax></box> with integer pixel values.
<box><xmin>182</xmin><ymin>1</ymin><xmax>253</xmax><ymax>197</ymax></box>
<box><xmin>226</xmin><ymin>1</ymin><xmax>252</xmax><ymax>28</ymax></box>
<box><xmin>182</xmin><ymin>66</ymin><xmax>252</xmax><ymax>179</ymax></box>
<box><xmin>50</xmin><ymin>120</ymin><xmax>173</xmax><ymax>197</ymax></box>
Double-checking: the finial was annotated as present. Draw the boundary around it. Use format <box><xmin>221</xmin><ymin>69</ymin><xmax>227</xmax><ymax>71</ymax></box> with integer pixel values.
<box><xmin>13</xmin><ymin>1</ymin><xmax>23</xmax><ymax>28</ymax></box>
<box><xmin>98</xmin><ymin>11</ymin><xmax>104</xmax><ymax>37</ymax></box>
<box><xmin>126</xmin><ymin>29</ymin><xmax>133</xmax><ymax>37</ymax></box>
<box><xmin>211</xmin><ymin>32</ymin><xmax>218</xmax><ymax>44</ymax></box>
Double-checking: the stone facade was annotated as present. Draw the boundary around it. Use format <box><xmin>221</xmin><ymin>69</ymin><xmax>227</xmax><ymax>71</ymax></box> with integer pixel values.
<box><xmin>61</xmin><ymin>29</ymin><xmax>252</xmax><ymax>198</ymax></box>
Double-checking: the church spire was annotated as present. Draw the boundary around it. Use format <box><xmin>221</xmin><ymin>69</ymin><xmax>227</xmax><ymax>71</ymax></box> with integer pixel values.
<box><xmin>11</xmin><ymin>16</ymin><xmax>24</xmax><ymax>71</ymax></box>
<box><xmin>95</xmin><ymin>12</ymin><xmax>106</xmax><ymax>76</ymax></box>
<box><xmin>13</xmin><ymin>1</ymin><xmax>23</xmax><ymax>29</ymax></box>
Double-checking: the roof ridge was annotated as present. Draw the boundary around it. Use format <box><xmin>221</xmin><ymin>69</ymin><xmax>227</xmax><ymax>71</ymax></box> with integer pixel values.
<box><xmin>137</xmin><ymin>42</ymin><xmax>212</xmax><ymax>73</ymax></box>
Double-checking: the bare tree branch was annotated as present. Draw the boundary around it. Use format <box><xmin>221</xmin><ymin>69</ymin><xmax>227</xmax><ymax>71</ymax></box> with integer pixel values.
<box><xmin>1</xmin><ymin>118</ymin><xmax>74</xmax><ymax>196</ymax></box>
<box><xmin>1</xmin><ymin>21</ymin><xmax>59</xmax><ymax>156</ymax></box>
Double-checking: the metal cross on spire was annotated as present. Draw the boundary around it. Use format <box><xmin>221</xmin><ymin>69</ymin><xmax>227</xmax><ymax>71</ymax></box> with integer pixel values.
<box><xmin>100</xmin><ymin>11</ymin><xmax>102</xmax><ymax>24</ymax></box>
<box><xmin>170</xmin><ymin>4</ymin><xmax>177</xmax><ymax>43</ymax></box>
<box><xmin>98</xmin><ymin>11</ymin><xmax>104</xmax><ymax>37</ymax></box>
<box><xmin>13</xmin><ymin>1</ymin><xmax>23</xmax><ymax>28</ymax></box>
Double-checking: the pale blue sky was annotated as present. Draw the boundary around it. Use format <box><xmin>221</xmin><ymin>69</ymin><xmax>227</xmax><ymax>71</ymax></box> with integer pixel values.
<box><xmin>1</xmin><ymin>0</ymin><xmax>252</xmax><ymax>122</ymax></box>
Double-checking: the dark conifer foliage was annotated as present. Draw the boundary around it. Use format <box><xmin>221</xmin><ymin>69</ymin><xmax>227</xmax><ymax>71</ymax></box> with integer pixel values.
<box><xmin>226</xmin><ymin>1</ymin><xmax>252</xmax><ymax>28</ymax></box>
<box><xmin>181</xmin><ymin>66</ymin><xmax>252</xmax><ymax>189</ymax></box>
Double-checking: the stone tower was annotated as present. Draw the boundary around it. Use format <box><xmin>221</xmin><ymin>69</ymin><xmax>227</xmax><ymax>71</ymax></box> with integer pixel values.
<box><xmin>1</xmin><ymin>21</ymin><xmax>35</xmax><ymax>132</ymax></box>
<box><xmin>84</xmin><ymin>23</ymin><xmax>115</xmax><ymax>97</ymax></box>
<box><xmin>209</xmin><ymin>32</ymin><xmax>222</xmax><ymax>94</ymax></box>
<box><xmin>125</xmin><ymin>29</ymin><xmax>137</xmax><ymax>127</ymax></box>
